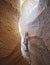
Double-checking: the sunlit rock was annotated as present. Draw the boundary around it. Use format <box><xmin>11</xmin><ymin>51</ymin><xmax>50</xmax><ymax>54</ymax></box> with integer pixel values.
<box><xmin>0</xmin><ymin>0</ymin><xmax>20</xmax><ymax>57</ymax></box>
<box><xmin>19</xmin><ymin>0</ymin><xmax>50</xmax><ymax>65</ymax></box>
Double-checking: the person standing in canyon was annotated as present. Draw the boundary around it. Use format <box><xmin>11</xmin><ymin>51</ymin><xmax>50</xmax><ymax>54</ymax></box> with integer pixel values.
<box><xmin>23</xmin><ymin>32</ymin><xmax>29</xmax><ymax>52</ymax></box>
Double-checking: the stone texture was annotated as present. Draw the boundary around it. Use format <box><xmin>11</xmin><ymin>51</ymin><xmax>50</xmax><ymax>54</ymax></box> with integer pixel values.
<box><xmin>5</xmin><ymin>0</ymin><xmax>20</xmax><ymax>12</ymax></box>
<box><xmin>29</xmin><ymin>36</ymin><xmax>50</xmax><ymax>65</ymax></box>
<box><xmin>20</xmin><ymin>0</ymin><xmax>50</xmax><ymax>65</ymax></box>
<box><xmin>0</xmin><ymin>0</ymin><xmax>20</xmax><ymax>57</ymax></box>
<box><xmin>20</xmin><ymin>0</ymin><xmax>50</xmax><ymax>50</ymax></box>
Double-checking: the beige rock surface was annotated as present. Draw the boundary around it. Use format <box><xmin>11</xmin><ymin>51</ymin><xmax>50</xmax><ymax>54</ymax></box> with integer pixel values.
<box><xmin>0</xmin><ymin>0</ymin><xmax>20</xmax><ymax>57</ymax></box>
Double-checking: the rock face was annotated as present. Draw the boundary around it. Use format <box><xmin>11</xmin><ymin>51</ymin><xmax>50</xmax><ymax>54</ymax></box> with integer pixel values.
<box><xmin>5</xmin><ymin>0</ymin><xmax>20</xmax><ymax>12</ymax></box>
<box><xmin>0</xmin><ymin>0</ymin><xmax>20</xmax><ymax>57</ymax></box>
<box><xmin>19</xmin><ymin>0</ymin><xmax>50</xmax><ymax>65</ymax></box>
<box><xmin>29</xmin><ymin>36</ymin><xmax>50</xmax><ymax>65</ymax></box>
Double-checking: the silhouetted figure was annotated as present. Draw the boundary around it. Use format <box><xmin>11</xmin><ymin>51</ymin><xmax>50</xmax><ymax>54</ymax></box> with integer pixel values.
<box><xmin>23</xmin><ymin>32</ymin><xmax>29</xmax><ymax>52</ymax></box>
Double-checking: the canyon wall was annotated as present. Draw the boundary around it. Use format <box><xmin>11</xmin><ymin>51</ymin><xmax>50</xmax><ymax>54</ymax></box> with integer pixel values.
<box><xmin>20</xmin><ymin>0</ymin><xmax>50</xmax><ymax>51</ymax></box>
<box><xmin>19</xmin><ymin>0</ymin><xmax>50</xmax><ymax>65</ymax></box>
<box><xmin>0</xmin><ymin>0</ymin><xmax>20</xmax><ymax>57</ymax></box>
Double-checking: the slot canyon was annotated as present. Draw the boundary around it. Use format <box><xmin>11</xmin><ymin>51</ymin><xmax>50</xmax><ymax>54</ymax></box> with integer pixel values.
<box><xmin>0</xmin><ymin>0</ymin><xmax>50</xmax><ymax>65</ymax></box>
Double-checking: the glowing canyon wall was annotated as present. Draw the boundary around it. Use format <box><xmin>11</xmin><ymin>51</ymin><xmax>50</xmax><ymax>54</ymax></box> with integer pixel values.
<box><xmin>0</xmin><ymin>0</ymin><xmax>20</xmax><ymax>57</ymax></box>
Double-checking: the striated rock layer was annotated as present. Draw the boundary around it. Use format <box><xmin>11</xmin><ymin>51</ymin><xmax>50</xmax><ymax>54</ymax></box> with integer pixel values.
<box><xmin>0</xmin><ymin>0</ymin><xmax>20</xmax><ymax>57</ymax></box>
<box><xmin>19</xmin><ymin>0</ymin><xmax>50</xmax><ymax>65</ymax></box>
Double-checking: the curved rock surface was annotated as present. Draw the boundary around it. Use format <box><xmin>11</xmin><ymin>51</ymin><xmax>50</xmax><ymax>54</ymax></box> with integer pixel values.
<box><xmin>19</xmin><ymin>0</ymin><xmax>50</xmax><ymax>65</ymax></box>
<box><xmin>0</xmin><ymin>0</ymin><xmax>20</xmax><ymax>58</ymax></box>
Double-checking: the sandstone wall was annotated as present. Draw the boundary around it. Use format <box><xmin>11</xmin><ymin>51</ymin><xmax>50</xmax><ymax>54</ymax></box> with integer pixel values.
<box><xmin>5</xmin><ymin>0</ymin><xmax>20</xmax><ymax>12</ymax></box>
<box><xmin>19</xmin><ymin>0</ymin><xmax>50</xmax><ymax>65</ymax></box>
<box><xmin>27</xmin><ymin>3</ymin><xmax>50</xmax><ymax>50</ymax></box>
<box><xmin>20</xmin><ymin>0</ymin><xmax>50</xmax><ymax>50</ymax></box>
<box><xmin>0</xmin><ymin>0</ymin><xmax>20</xmax><ymax>57</ymax></box>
